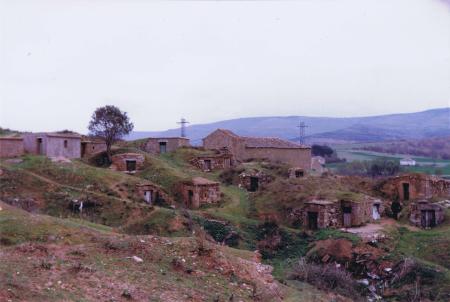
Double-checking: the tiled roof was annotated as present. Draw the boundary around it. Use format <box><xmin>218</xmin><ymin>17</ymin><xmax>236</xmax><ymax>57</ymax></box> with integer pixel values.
<box><xmin>208</xmin><ymin>128</ymin><xmax>310</xmax><ymax>149</ymax></box>
<box><xmin>147</xmin><ymin>137</ymin><xmax>189</xmax><ymax>140</ymax></box>
<box><xmin>243</xmin><ymin>136</ymin><xmax>309</xmax><ymax>149</ymax></box>
<box><xmin>215</xmin><ymin>129</ymin><xmax>309</xmax><ymax>149</ymax></box>
<box><xmin>214</xmin><ymin>129</ymin><xmax>240</xmax><ymax>138</ymax></box>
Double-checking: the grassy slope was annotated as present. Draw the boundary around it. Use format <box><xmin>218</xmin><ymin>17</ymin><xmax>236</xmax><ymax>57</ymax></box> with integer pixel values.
<box><xmin>0</xmin><ymin>200</ymin><xmax>339</xmax><ymax>301</ymax></box>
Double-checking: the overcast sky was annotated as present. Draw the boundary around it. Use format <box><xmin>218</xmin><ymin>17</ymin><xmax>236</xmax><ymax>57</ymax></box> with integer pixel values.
<box><xmin>1</xmin><ymin>0</ymin><xmax>449</xmax><ymax>133</ymax></box>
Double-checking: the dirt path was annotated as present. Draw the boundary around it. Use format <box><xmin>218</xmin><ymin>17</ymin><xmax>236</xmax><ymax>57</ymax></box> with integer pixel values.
<box><xmin>342</xmin><ymin>218</ymin><xmax>419</xmax><ymax>241</ymax></box>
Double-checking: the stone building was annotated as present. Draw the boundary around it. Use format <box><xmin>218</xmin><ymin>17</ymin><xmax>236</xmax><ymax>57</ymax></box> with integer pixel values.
<box><xmin>289</xmin><ymin>167</ymin><xmax>306</xmax><ymax>178</ymax></box>
<box><xmin>180</xmin><ymin>177</ymin><xmax>221</xmax><ymax>209</ymax></box>
<box><xmin>299</xmin><ymin>197</ymin><xmax>383</xmax><ymax>230</ymax></box>
<box><xmin>0</xmin><ymin>137</ymin><xmax>24</xmax><ymax>158</ymax></box>
<box><xmin>144</xmin><ymin>137</ymin><xmax>190</xmax><ymax>155</ymax></box>
<box><xmin>136</xmin><ymin>182</ymin><xmax>172</xmax><ymax>206</ymax></box>
<box><xmin>409</xmin><ymin>200</ymin><xmax>445</xmax><ymax>228</ymax></box>
<box><xmin>81</xmin><ymin>137</ymin><xmax>107</xmax><ymax>158</ymax></box>
<box><xmin>190</xmin><ymin>151</ymin><xmax>233</xmax><ymax>172</ymax></box>
<box><xmin>23</xmin><ymin>132</ymin><xmax>81</xmax><ymax>159</ymax></box>
<box><xmin>111</xmin><ymin>153</ymin><xmax>145</xmax><ymax>173</ymax></box>
<box><xmin>239</xmin><ymin>170</ymin><xmax>273</xmax><ymax>192</ymax></box>
<box><xmin>202</xmin><ymin>129</ymin><xmax>311</xmax><ymax>170</ymax></box>
<box><xmin>380</xmin><ymin>174</ymin><xmax>450</xmax><ymax>201</ymax></box>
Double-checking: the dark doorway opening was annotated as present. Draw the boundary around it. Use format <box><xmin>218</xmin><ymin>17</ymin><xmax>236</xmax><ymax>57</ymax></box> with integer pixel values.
<box><xmin>295</xmin><ymin>170</ymin><xmax>304</xmax><ymax>178</ymax></box>
<box><xmin>126</xmin><ymin>160</ymin><xmax>137</xmax><ymax>172</ymax></box>
<box><xmin>37</xmin><ymin>138</ymin><xmax>43</xmax><ymax>155</ymax></box>
<box><xmin>421</xmin><ymin>210</ymin><xmax>436</xmax><ymax>228</ymax></box>
<box><xmin>249</xmin><ymin>177</ymin><xmax>259</xmax><ymax>192</ymax></box>
<box><xmin>342</xmin><ymin>206</ymin><xmax>352</xmax><ymax>227</ymax></box>
<box><xmin>308</xmin><ymin>212</ymin><xmax>318</xmax><ymax>230</ymax></box>
<box><xmin>402</xmin><ymin>183</ymin><xmax>410</xmax><ymax>201</ymax></box>
<box><xmin>188</xmin><ymin>190</ymin><xmax>194</xmax><ymax>206</ymax></box>
<box><xmin>391</xmin><ymin>201</ymin><xmax>402</xmax><ymax>220</ymax></box>
<box><xmin>81</xmin><ymin>142</ymin><xmax>87</xmax><ymax>157</ymax></box>
<box><xmin>159</xmin><ymin>142</ymin><xmax>167</xmax><ymax>153</ymax></box>
<box><xmin>204</xmin><ymin>160</ymin><xmax>212</xmax><ymax>171</ymax></box>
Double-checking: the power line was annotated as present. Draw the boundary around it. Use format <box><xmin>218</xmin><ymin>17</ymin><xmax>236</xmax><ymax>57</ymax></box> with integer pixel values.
<box><xmin>297</xmin><ymin>121</ymin><xmax>308</xmax><ymax>145</ymax></box>
<box><xmin>177</xmin><ymin>118</ymin><xmax>190</xmax><ymax>138</ymax></box>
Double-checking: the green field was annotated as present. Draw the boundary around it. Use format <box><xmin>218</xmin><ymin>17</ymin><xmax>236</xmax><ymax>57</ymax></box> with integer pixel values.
<box><xmin>330</xmin><ymin>143</ymin><xmax>450</xmax><ymax>178</ymax></box>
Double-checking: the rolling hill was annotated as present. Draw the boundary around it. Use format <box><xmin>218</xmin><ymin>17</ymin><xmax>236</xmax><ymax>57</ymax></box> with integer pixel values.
<box><xmin>126</xmin><ymin>107</ymin><xmax>450</xmax><ymax>144</ymax></box>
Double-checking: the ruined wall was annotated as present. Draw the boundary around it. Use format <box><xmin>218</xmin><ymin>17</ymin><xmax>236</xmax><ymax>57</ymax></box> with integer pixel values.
<box><xmin>145</xmin><ymin>138</ymin><xmax>190</xmax><ymax>154</ymax></box>
<box><xmin>0</xmin><ymin>138</ymin><xmax>24</xmax><ymax>158</ymax></box>
<box><xmin>111</xmin><ymin>153</ymin><xmax>145</xmax><ymax>172</ymax></box>
<box><xmin>82</xmin><ymin>141</ymin><xmax>107</xmax><ymax>157</ymax></box>
<box><xmin>311</xmin><ymin>156</ymin><xmax>326</xmax><ymax>174</ymax></box>
<box><xmin>180</xmin><ymin>183</ymin><xmax>221</xmax><ymax>209</ymax></box>
<box><xmin>190</xmin><ymin>155</ymin><xmax>232</xmax><ymax>171</ymax></box>
<box><xmin>239</xmin><ymin>171</ymin><xmax>273</xmax><ymax>191</ymax></box>
<box><xmin>289</xmin><ymin>168</ymin><xmax>305</xmax><ymax>178</ymax></box>
<box><xmin>244</xmin><ymin>147</ymin><xmax>311</xmax><ymax>170</ymax></box>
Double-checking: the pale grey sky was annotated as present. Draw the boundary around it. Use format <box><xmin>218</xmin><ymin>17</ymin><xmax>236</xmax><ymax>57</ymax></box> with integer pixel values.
<box><xmin>1</xmin><ymin>0</ymin><xmax>449</xmax><ymax>133</ymax></box>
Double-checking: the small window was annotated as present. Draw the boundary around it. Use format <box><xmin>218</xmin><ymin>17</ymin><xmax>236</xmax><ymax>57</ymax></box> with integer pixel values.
<box><xmin>64</xmin><ymin>140</ymin><xmax>68</xmax><ymax>148</ymax></box>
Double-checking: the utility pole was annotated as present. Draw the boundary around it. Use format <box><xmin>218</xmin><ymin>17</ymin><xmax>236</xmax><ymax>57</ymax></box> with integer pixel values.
<box><xmin>297</xmin><ymin>121</ymin><xmax>308</xmax><ymax>145</ymax></box>
<box><xmin>177</xmin><ymin>118</ymin><xmax>190</xmax><ymax>138</ymax></box>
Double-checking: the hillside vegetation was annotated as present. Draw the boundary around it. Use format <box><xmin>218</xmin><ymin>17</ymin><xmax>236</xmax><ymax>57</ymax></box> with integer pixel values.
<box><xmin>361</xmin><ymin>137</ymin><xmax>450</xmax><ymax>160</ymax></box>
<box><xmin>2</xmin><ymin>201</ymin><xmax>339</xmax><ymax>301</ymax></box>
<box><xmin>1</xmin><ymin>146</ymin><xmax>450</xmax><ymax>301</ymax></box>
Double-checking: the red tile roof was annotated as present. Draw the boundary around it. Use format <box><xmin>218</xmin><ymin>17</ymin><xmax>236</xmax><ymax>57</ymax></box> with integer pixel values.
<box><xmin>210</xmin><ymin>129</ymin><xmax>310</xmax><ymax>149</ymax></box>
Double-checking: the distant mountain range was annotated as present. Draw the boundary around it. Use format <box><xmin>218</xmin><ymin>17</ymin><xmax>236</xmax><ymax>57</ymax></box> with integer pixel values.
<box><xmin>125</xmin><ymin>108</ymin><xmax>450</xmax><ymax>145</ymax></box>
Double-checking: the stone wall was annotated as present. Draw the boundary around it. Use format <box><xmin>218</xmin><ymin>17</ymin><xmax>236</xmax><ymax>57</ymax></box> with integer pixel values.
<box><xmin>144</xmin><ymin>137</ymin><xmax>190</xmax><ymax>154</ymax></box>
<box><xmin>239</xmin><ymin>171</ymin><xmax>273</xmax><ymax>191</ymax></box>
<box><xmin>380</xmin><ymin>174</ymin><xmax>450</xmax><ymax>201</ymax></box>
<box><xmin>180</xmin><ymin>181</ymin><xmax>221</xmax><ymax>209</ymax></box>
<box><xmin>301</xmin><ymin>201</ymin><xmax>341</xmax><ymax>229</ymax></box>
<box><xmin>190</xmin><ymin>154</ymin><xmax>232</xmax><ymax>172</ymax></box>
<box><xmin>203</xmin><ymin>129</ymin><xmax>312</xmax><ymax>170</ymax></box>
<box><xmin>409</xmin><ymin>201</ymin><xmax>445</xmax><ymax>228</ymax></box>
<box><xmin>0</xmin><ymin>137</ymin><xmax>24</xmax><ymax>158</ymax></box>
<box><xmin>293</xmin><ymin>197</ymin><xmax>384</xmax><ymax>230</ymax></box>
<box><xmin>289</xmin><ymin>167</ymin><xmax>306</xmax><ymax>178</ymax></box>
<box><xmin>136</xmin><ymin>183</ymin><xmax>173</xmax><ymax>205</ymax></box>
<box><xmin>111</xmin><ymin>153</ymin><xmax>145</xmax><ymax>172</ymax></box>
<box><xmin>81</xmin><ymin>141</ymin><xmax>107</xmax><ymax>157</ymax></box>
<box><xmin>203</xmin><ymin>130</ymin><xmax>242</xmax><ymax>158</ymax></box>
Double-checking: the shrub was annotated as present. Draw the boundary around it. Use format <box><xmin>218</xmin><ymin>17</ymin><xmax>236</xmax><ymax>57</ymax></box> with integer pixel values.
<box><xmin>219</xmin><ymin>167</ymin><xmax>244</xmax><ymax>185</ymax></box>
<box><xmin>289</xmin><ymin>258</ymin><xmax>366</xmax><ymax>301</ymax></box>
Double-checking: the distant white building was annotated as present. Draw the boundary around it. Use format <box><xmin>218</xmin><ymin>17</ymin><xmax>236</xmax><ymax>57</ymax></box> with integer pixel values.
<box><xmin>400</xmin><ymin>158</ymin><xmax>416</xmax><ymax>166</ymax></box>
